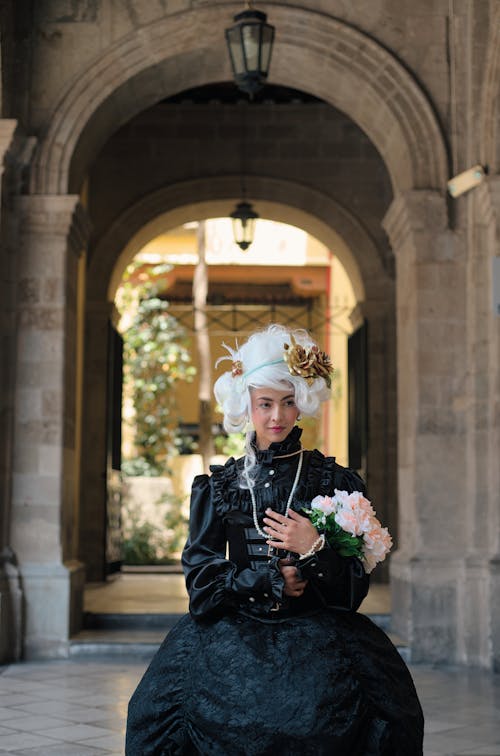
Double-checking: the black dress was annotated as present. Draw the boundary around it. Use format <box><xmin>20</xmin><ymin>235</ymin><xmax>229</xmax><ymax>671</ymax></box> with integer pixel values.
<box><xmin>126</xmin><ymin>428</ymin><xmax>424</xmax><ymax>755</ymax></box>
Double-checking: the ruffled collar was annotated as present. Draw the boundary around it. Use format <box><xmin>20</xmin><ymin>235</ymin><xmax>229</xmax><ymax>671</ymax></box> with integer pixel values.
<box><xmin>251</xmin><ymin>426</ymin><xmax>303</xmax><ymax>464</ymax></box>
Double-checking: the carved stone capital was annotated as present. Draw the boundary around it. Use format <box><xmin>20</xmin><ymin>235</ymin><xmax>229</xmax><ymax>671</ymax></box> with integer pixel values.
<box><xmin>382</xmin><ymin>190</ymin><xmax>448</xmax><ymax>253</ymax></box>
<box><xmin>14</xmin><ymin>195</ymin><xmax>91</xmax><ymax>255</ymax></box>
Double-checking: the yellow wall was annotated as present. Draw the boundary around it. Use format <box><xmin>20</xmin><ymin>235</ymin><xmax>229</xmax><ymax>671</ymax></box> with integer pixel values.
<box><xmin>325</xmin><ymin>256</ymin><xmax>356</xmax><ymax>466</ymax></box>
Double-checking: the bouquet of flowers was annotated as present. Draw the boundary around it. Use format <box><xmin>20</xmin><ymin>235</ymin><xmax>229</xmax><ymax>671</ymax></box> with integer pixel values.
<box><xmin>303</xmin><ymin>490</ymin><xmax>392</xmax><ymax>574</ymax></box>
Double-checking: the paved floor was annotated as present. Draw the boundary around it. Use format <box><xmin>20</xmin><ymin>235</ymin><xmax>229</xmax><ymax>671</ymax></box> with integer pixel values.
<box><xmin>0</xmin><ymin>654</ymin><xmax>500</xmax><ymax>755</ymax></box>
<box><xmin>1</xmin><ymin>577</ymin><xmax>498</xmax><ymax>755</ymax></box>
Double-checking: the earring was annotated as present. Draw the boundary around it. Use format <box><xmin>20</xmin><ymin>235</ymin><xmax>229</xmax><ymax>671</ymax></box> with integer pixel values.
<box><xmin>297</xmin><ymin>414</ymin><xmax>302</xmax><ymax>421</ymax></box>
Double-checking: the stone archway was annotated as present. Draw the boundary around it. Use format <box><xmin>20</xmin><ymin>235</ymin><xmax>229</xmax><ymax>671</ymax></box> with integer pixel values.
<box><xmin>93</xmin><ymin>178</ymin><xmax>385</xmax><ymax>304</ymax></box>
<box><xmin>30</xmin><ymin>4</ymin><xmax>448</xmax><ymax>197</ymax></box>
<box><xmin>80</xmin><ymin>176</ymin><xmax>397</xmax><ymax>583</ymax></box>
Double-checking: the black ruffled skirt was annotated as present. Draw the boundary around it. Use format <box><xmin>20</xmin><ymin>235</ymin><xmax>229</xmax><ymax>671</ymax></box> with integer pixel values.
<box><xmin>126</xmin><ymin>610</ymin><xmax>424</xmax><ymax>756</ymax></box>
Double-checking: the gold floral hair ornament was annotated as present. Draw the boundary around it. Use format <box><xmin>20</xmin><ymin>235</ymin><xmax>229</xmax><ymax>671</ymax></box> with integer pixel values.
<box><xmin>231</xmin><ymin>360</ymin><xmax>243</xmax><ymax>377</ymax></box>
<box><xmin>283</xmin><ymin>334</ymin><xmax>334</xmax><ymax>388</ymax></box>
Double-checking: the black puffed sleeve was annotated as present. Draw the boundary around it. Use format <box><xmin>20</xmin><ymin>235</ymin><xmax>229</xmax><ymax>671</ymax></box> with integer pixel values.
<box><xmin>296</xmin><ymin>462</ymin><xmax>369</xmax><ymax>612</ymax></box>
<box><xmin>182</xmin><ymin>474</ymin><xmax>284</xmax><ymax>619</ymax></box>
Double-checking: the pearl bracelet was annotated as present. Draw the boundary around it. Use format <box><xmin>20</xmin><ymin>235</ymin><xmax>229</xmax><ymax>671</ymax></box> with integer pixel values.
<box><xmin>298</xmin><ymin>533</ymin><xmax>326</xmax><ymax>560</ymax></box>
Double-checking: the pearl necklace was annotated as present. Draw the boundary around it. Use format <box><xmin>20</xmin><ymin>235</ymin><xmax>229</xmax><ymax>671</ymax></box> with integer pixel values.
<box><xmin>245</xmin><ymin>451</ymin><xmax>304</xmax><ymax>539</ymax></box>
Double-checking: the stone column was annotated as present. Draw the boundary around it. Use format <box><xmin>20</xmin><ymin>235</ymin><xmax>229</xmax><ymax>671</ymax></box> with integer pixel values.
<box><xmin>11</xmin><ymin>194</ymin><xmax>91</xmax><ymax>658</ymax></box>
<box><xmin>469</xmin><ymin>176</ymin><xmax>500</xmax><ymax>670</ymax></box>
<box><xmin>0</xmin><ymin>119</ymin><xmax>23</xmax><ymax>663</ymax></box>
<box><xmin>490</xmin><ymin>176</ymin><xmax>500</xmax><ymax>673</ymax></box>
<box><xmin>383</xmin><ymin>190</ymin><xmax>468</xmax><ymax>663</ymax></box>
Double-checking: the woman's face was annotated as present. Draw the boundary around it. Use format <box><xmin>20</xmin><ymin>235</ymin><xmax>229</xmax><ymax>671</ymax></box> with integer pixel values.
<box><xmin>250</xmin><ymin>386</ymin><xmax>300</xmax><ymax>450</ymax></box>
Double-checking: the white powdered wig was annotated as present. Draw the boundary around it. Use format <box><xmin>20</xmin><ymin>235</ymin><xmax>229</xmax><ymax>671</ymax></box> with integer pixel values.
<box><xmin>213</xmin><ymin>324</ymin><xmax>332</xmax><ymax>486</ymax></box>
<box><xmin>214</xmin><ymin>324</ymin><xmax>330</xmax><ymax>433</ymax></box>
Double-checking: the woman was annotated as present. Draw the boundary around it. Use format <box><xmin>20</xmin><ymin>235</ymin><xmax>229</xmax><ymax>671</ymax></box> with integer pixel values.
<box><xmin>126</xmin><ymin>324</ymin><xmax>424</xmax><ymax>755</ymax></box>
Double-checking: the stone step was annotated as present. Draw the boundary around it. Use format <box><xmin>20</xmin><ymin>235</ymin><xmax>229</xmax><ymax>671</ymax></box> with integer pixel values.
<box><xmin>83</xmin><ymin>610</ymin><xmax>182</xmax><ymax>630</ymax></box>
<box><xmin>70</xmin><ymin>630</ymin><xmax>168</xmax><ymax>659</ymax></box>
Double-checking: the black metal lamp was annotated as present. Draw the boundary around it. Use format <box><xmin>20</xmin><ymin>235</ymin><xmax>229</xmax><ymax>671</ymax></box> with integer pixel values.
<box><xmin>230</xmin><ymin>200</ymin><xmax>259</xmax><ymax>251</ymax></box>
<box><xmin>225</xmin><ymin>2</ymin><xmax>275</xmax><ymax>97</ymax></box>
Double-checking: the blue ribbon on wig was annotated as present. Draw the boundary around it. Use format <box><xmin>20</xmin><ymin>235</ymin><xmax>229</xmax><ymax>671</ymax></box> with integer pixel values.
<box><xmin>242</xmin><ymin>358</ymin><xmax>285</xmax><ymax>381</ymax></box>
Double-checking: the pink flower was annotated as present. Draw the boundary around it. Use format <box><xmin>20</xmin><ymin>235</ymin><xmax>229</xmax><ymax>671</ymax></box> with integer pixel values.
<box><xmin>334</xmin><ymin>489</ymin><xmax>374</xmax><ymax>518</ymax></box>
<box><xmin>310</xmin><ymin>495</ymin><xmax>336</xmax><ymax>516</ymax></box>
<box><xmin>362</xmin><ymin>523</ymin><xmax>393</xmax><ymax>573</ymax></box>
<box><xmin>334</xmin><ymin>509</ymin><xmax>362</xmax><ymax>536</ymax></box>
<box><xmin>345</xmin><ymin>490</ymin><xmax>375</xmax><ymax>518</ymax></box>
<box><xmin>333</xmin><ymin>490</ymin><xmax>373</xmax><ymax>536</ymax></box>
<box><xmin>362</xmin><ymin>552</ymin><xmax>379</xmax><ymax>574</ymax></box>
<box><xmin>338</xmin><ymin>508</ymin><xmax>371</xmax><ymax>536</ymax></box>
<box><xmin>305</xmin><ymin>489</ymin><xmax>392</xmax><ymax>575</ymax></box>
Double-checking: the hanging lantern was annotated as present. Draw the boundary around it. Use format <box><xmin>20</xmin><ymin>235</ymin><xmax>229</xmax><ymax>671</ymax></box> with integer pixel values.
<box><xmin>230</xmin><ymin>201</ymin><xmax>259</xmax><ymax>251</ymax></box>
<box><xmin>225</xmin><ymin>4</ymin><xmax>275</xmax><ymax>97</ymax></box>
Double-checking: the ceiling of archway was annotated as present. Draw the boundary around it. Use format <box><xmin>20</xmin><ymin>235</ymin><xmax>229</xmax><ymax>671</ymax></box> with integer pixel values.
<box><xmin>87</xmin><ymin>86</ymin><xmax>393</xmax><ymax>281</ymax></box>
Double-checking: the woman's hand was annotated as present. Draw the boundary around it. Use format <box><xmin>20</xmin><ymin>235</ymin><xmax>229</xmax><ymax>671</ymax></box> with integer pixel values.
<box><xmin>279</xmin><ymin>558</ymin><xmax>308</xmax><ymax>597</ymax></box>
<box><xmin>263</xmin><ymin>508</ymin><xmax>319</xmax><ymax>555</ymax></box>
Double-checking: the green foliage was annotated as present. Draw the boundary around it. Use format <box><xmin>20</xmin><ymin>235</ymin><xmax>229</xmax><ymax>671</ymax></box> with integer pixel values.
<box><xmin>304</xmin><ymin>507</ymin><xmax>364</xmax><ymax>560</ymax></box>
<box><xmin>122</xmin><ymin>489</ymin><xmax>188</xmax><ymax>565</ymax></box>
<box><xmin>120</xmin><ymin>261</ymin><xmax>196</xmax><ymax>475</ymax></box>
<box><xmin>123</xmin><ymin>521</ymin><xmax>162</xmax><ymax>565</ymax></box>
<box><xmin>162</xmin><ymin>493</ymin><xmax>189</xmax><ymax>555</ymax></box>
<box><xmin>121</xmin><ymin>457</ymin><xmax>162</xmax><ymax>477</ymax></box>
<box><xmin>323</xmin><ymin>518</ymin><xmax>363</xmax><ymax>559</ymax></box>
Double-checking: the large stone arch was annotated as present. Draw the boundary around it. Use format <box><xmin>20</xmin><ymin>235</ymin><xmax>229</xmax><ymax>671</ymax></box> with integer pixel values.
<box><xmin>80</xmin><ymin>175</ymin><xmax>397</xmax><ymax>581</ymax></box>
<box><xmin>87</xmin><ymin>175</ymin><xmax>387</xmax><ymax>305</ymax></box>
<box><xmin>30</xmin><ymin>4</ymin><xmax>448</xmax><ymax>197</ymax></box>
